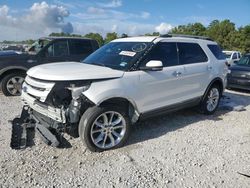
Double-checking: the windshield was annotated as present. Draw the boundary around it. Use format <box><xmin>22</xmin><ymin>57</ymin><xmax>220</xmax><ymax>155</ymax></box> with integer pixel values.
<box><xmin>235</xmin><ymin>55</ymin><xmax>250</xmax><ymax>66</ymax></box>
<box><xmin>82</xmin><ymin>42</ymin><xmax>151</xmax><ymax>71</ymax></box>
<box><xmin>223</xmin><ymin>52</ymin><xmax>232</xmax><ymax>59</ymax></box>
<box><xmin>28</xmin><ymin>39</ymin><xmax>50</xmax><ymax>54</ymax></box>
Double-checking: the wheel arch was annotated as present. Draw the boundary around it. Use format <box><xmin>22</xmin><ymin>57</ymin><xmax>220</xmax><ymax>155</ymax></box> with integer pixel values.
<box><xmin>98</xmin><ymin>97</ymin><xmax>140</xmax><ymax>124</ymax></box>
<box><xmin>202</xmin><ymin>77</ymin><xmax>224</xmax><ymax>101</ymax></box>
<box><xmin>0</xmin><ymin>67</ymin><xmax>27</xmax><ymax>82</ymax></box>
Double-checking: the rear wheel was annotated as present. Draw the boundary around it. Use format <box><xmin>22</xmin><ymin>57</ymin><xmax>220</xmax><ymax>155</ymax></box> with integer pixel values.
<box><xmin>1</xmin><ymin>72</ymin><xmax>25</xmax><ymax>96</ymax></box>
<box><xmin>79</xmin><ymin>106</ymin><xmax>131</xmax><ymax>152</ymax></box>
<box><xmin>200</xmin><ymin>85</ymin><xmax>221</xmax><ymax>115</ymax></box>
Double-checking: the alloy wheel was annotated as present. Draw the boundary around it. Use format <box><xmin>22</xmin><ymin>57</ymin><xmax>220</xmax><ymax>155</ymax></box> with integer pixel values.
<box><xmin>6</xmin><ymin>76</ymin><xmax>24</xmax><ymax>95</ymax></box>
<box><xmin>90</xmin><ymin>111</ymin><xmax>126</xmax><ymax>149</ymax></box>
<box><xmin>206</xmin><ymin>88</ymin><xmax>220</xmax><ymax>112</ymax></box>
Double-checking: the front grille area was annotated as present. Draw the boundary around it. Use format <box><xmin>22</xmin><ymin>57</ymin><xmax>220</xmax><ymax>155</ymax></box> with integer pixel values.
<box><xmin>21</xmin><ymin>76</ymin><xmax>66</xmax><ymax>123</ymax></box>
<box><xmin>28</xmin><ymin>93</ymin><xmax>41</xmax><ymax>100</ymax></box>
<box><xmin>25</xmin><ymin>81</ymin><xmax>46</xmax><ymax>91</ymax></box>
<box><xmin>22</xmin><ymin>76</ymin><xmax>55</xmax><ymax>102</ymax></box>
<box><xmin>230</xmin><ymin>71</ymin><xmax>250</xmax><ymax>79</ymax></box>
<box><xmin>228</xmin><ymin>77</ymin><xmax>250</xmax><ymax>86</ymax></box>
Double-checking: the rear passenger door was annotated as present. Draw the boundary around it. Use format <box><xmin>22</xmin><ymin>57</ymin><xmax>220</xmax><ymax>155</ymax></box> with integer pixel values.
<box><xmin>177</xmin><ymin>42</ymin><xmax>210</xmax><ymax>98</ymax></box>
<box><xmin>68</xmin><ymin>39</ymin><xmax>95</xmax><ymax>62</ymax></box>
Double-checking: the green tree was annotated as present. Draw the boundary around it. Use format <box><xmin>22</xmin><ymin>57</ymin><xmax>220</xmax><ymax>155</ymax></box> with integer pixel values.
<box><xmin>144</xmin><ymin>32</ymin><xmax>160</xmax><ymax>36</ymax></box>
<box><xmin>24</xmin><ymin>39</ymin><xmax>35</xmax><ymax>45</ymax></box>
<box><xmin>105</xmin><ymin>32</ymin><xmax>118</xmax><ymax>43</ymax></box>
<box><xmin>239</xmin><ymin>25</ymin><xmax>250</xmax><ymax>53</ymax></box>
<box><xmin>49</xmin><ymin>32</ymin><xmax>81</xmax><ymax>37</ymax></box>
<box><xmin>171</xmin><ymin>23</ymin><xmax>206</xmax><ymax>36</ymax></box>
<box><xmin>206</xmin><ymin>19</ymin><xmax>236</xmax><ymax>49</ymax></box>
<box><xmin>49</xmin><ymin>32</ymin><xmax>68</xmax><ymax>37</ymax></box>
<box><xmin>2</xmin><ymin>19</ymin><xmax>250</xmax><ymax>53</ymax></box>
<box><xmin>84</xmin><ymin>33</ymin><xmax>104</xmax><ymax>46</ymax></box>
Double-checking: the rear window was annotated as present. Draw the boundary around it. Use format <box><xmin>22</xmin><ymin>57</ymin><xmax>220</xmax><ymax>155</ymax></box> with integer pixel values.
<box><xmin>178</xmin><ymin>43</ymin><xmax>208</xmax><ymax>64</ymax></box>
<box><xmin>208</xmin><ymin>44</ymin><xmax>225</xmax><ymax>60</ymax></box>
<box><xmin>69</xmin><ymin>40</ymin><xmax>94</xmax><ymax>55</ymax></box>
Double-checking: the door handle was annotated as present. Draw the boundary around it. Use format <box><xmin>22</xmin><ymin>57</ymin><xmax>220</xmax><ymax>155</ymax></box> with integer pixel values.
<box><xmin>27</xmin><ymin>59</ymin><xmax>37</xmax><ymax>63</ymax></box>
<box><xmin>173</xmin><ymin>71</ymin><xmax>182</xmax><ymax>77</ymax></box>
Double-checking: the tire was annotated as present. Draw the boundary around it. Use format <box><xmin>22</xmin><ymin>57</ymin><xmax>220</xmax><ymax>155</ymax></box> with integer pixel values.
<box><xmin>79</xmin><ymin>105</ymin><xmax>131</xmax><ymax>152</ymax></box>
<box><xmin>1</xmin><ymin>72</ymin><xmax>25</xmax><ymax>96</ymax></box>
<box><xmin>200</xmin><ymin>84</ymin><xmax>221</xmax><ymax>115</ymax></box>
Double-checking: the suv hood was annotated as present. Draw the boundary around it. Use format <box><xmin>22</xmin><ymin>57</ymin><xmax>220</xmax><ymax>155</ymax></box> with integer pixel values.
<box><xmin>230</xmin><ymin>64</ymin><xmax>250</xmax><ymax>72</ymax></box>
<box><xmin>0</xmin><ymin>50</ymin><xmax>22</xmax><ymax>56</ymax></box>
<box><xmin>27</xmin><ymin>62</ymin><xmax>125</xmax><ymax>81</ymax></box>
<box><xmin>0</xmin><ymin>51</ymin><xmax>29</xmax><ymax>60</ymax></box>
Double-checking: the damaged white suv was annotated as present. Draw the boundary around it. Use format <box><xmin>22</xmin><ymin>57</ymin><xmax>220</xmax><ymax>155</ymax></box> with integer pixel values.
<box><xmin>15</xmin><ymin>35</ymin><xmax>228</xmax><ymax>152</ymax></box>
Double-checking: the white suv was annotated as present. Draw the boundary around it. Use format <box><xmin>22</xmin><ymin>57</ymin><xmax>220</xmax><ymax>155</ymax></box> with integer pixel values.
<box><xmin>223</xmin><ymin>50</ymin><xmax>241</xmax><ymax>65</ymax></box>
<box><xmin>17</xmin><ymin>35</ymin><xmax>228</xmax><ymax>152</ymax></box>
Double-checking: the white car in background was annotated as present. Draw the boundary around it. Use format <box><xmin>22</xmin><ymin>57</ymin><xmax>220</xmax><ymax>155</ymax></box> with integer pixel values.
<box><xmin>223</xmin><ymin>50</ymin><xmax>241</xmax><ymax>65</ymax></box>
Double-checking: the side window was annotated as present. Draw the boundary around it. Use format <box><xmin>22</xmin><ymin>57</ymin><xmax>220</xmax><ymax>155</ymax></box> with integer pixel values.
<box><xmin>69</xmin><ymin>40</ymin><xmax>93</xmax><ymax>55</ymax></box>
<box><xmin>237</xmin><ymin>53</ymin><xmax>241</xmax><ymax>59</ymax></box>
<box><xmin>178</xmin><ymin>43</ymin><xmax>208</xmax><ymax>64</ymax></box>
<box><xmin>52</xmin><ymin>40</ymin><xmax>69</xmax><ymax>57</ymax></box>
<box><xmin>143</xmin><ymin>42</ymin><xmax>178</xmax><ymax>67</ymax></box>
<box><xmin>207</xmin><ymin>44</ymin><xmax>225</xmax><ymax>60</ymax></box>
<box><xmin>232</xmin><ymin>53</ymin><xmax>237</xmax><ymax>60</ymax></box>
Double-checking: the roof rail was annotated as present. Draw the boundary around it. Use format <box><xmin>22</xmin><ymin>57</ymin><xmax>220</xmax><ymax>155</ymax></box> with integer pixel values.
<box><xmin>160</xmin><ymin>34</ymin><xmax>213</xmax><ymax>41</ymax></box>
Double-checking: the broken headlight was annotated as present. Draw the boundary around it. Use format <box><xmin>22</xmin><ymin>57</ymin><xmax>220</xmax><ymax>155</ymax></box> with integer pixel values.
<box><xmin>67</xmin><ymin>83</ymin><xmax>91</xmax><ymax>100</ymax></box>
<box><xmin>45</xmin><ymin>81</ymin><xmax>91</xmax><ymax>107</ymax></box>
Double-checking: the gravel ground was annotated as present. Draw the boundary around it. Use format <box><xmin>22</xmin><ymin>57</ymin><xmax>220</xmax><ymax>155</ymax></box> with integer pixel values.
<box><xmin>0</xmin><ymin>90</ymin><xmax>250</xmax><ymax>187</ymax></box>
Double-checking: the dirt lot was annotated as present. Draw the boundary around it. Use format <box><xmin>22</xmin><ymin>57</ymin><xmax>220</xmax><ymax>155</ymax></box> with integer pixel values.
<box><xmin>0</xmin><ymin>90</ymin><xmax>250</xmax><ymax>187</ymax></box>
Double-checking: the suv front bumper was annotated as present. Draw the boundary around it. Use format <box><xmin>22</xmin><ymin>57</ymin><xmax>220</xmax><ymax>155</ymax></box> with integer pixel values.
<box><xmin>21</xmin><ymin>91</ymin><xmax>66</xmax><ymax>123</ymax></box>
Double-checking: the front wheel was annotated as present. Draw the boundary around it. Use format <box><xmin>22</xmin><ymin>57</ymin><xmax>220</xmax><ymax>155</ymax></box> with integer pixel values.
<box><xmin>200</xmin><ymin>85</ymin><xmax>221</xmax><ymax>115</ymax></box>
<box><xmin>78</xmin><ymin>106</ymin><xmax>131</xmax><ymax>152</ymax></box>
<box><xmin>1</xmin><ymin>72</ymin><xmax>25</xmax><ymax>96</ymax></box>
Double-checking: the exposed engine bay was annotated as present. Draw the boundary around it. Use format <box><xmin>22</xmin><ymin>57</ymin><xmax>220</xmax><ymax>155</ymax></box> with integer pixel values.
<box><xmin>11</xmin><ymin>76</ymin><xmax>93</xmax><ymax>149</ymax></box>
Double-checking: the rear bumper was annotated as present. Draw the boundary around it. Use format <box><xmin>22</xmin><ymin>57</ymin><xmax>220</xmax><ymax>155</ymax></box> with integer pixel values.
<box><xmin>21</xmin><ymin>91</ymin><xmax>66</xmax><ymax>123</ymax></box>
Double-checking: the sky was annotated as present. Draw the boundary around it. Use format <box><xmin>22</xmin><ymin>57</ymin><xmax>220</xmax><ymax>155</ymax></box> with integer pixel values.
<box><xmin>0</xmin><ymin>0</ymin><xmax>250</xmax><ymax>41</ymax></box>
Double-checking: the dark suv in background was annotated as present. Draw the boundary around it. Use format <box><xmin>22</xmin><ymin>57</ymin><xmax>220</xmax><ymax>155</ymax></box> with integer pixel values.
<box><xmin>227</xmin><ymin>53</ymin><xmax>250</xmax><ymax>91</ymax></box>
<box><xmin>0</xmin><ymin>37</ymin><xmax>99</xmax><ymax>96</ymax></box>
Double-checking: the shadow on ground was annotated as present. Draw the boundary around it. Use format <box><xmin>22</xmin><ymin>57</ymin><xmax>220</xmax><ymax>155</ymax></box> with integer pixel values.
<box><xmin>9</xmin><ymin>90</ymin><xmax>250</xmax><ymax>150</ymax></box>
<box><xmin>126</xmin><ymin>90</ymin><xmax>250</xmax><ymax>146</ymax></box>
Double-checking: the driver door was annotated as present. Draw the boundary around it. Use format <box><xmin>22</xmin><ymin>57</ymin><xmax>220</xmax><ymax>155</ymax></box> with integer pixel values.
<box><xmin>38</xmin><ymin>40</ymin><xmax>70</xmax><ymax>64</ymax></box>
<box><xmin>137</xmin><ymin>42</ymin><xmax>185</xmax><ymax>113</ymax></box>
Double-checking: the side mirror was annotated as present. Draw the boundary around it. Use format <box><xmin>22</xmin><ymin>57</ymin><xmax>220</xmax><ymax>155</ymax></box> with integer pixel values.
<box><xmin>140</xmin><ymin>60</ymin><xmax>163</xmax><ymax>71</ymax></box>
